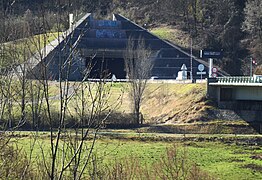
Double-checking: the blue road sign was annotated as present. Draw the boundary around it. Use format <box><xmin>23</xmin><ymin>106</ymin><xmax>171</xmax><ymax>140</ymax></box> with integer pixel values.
<box><xmin>200</xmin><ymin>49</ymin><xmax>223</xmax><ymax>59</ymax></box>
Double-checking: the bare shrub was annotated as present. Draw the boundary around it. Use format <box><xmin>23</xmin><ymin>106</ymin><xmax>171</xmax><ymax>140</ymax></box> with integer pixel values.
<box><xmin>90</xmin><ymin>144</ymin><xmax>213</xmax><ymax>180</ymax></box>
<box><xmin>154</xmin><ymin>145</ymin><xmax>213</xmax><ymax>180</ymax></box>
<box><xmin>0</xmin><ymin>137</ymin><xmax>36</xmax><ymax>179</ymax></box>
<box><xmin>254</xmin><ymin>65</ymin><xmax>262</xmax><ymax>75</ymax></box>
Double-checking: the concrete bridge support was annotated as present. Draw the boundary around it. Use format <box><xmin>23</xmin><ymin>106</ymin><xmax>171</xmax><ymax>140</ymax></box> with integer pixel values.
<box><xmin>207</xmin><ymin>77</ymin><xmax>262</xmax><ymax>133</ymax></box>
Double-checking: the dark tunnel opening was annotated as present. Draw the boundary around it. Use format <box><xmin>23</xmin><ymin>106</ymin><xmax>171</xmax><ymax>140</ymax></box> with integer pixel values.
<box><xmin>86</xmin><ymin>57</ymin><xmax>126</xmax><ymax>79</ymax></box>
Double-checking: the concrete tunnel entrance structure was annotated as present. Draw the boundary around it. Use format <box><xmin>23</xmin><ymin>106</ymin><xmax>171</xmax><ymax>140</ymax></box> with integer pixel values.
<box><xmin>88</xmin><ymin>57</ymin><xmax>126</xmax><ymax>79</ymax></box>
<box><xmin>27</xmin><ymin>13</ymin><xmax>211</xmax><ymax>81</ymax></box>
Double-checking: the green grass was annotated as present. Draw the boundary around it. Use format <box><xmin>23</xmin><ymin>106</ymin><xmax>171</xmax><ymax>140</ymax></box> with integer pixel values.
<box><xmin>10</xmin><ymin>132</ymin><xmax>262</xmax><ymax>180</ymax></box>
<box><xmin>150</xmin><ymin>26</ymin><xmax>190</xmax><ymax>48</ymax></box>
<box><xmin>94</xmin><ymin>140</ymin><xmax>169</xmax><ymax>166</ymax></box>
<box><xmin>151</xmin><ymin>27</ymin><xmax>174</xmax><ymax>39</ymax></box>
<box><xmin>9</xmin><ymin>32</ymin><xmax>59</xmax><ymax>53</ymax></box>
<box><xmin>185</xmin><ymin>141</ymin><xmax>262</xmax><ymax>179</ymax></box>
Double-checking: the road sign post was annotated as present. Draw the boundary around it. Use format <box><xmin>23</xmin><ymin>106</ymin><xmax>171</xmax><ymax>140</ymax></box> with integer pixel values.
<box><xmin>209</xmin><ymin>58</ymin><xmax>213</xmax><ymax>78</ymax></box>
<box><xmin>211</xmin><ymin>67</ymin><xmax>218</xmax><ymax>78</ymax></box>
<box><xmin>197</xmin><ymin>71</ymin><xmax>206</xmax><ymax>80</ymax></box>
<box><xmin>200</xmin><ymin>49</ymin><xmax>223</xmax><ymax>78</ymax></box>
<box><xmin>197</xmin><ymin>64</ymin><xmax>206</xmax><ymax>81</ymax></box>
<box><xmin>198</xmin><ymin>64</ymin><xmax>205</xmax><ymax>72</ymax></box>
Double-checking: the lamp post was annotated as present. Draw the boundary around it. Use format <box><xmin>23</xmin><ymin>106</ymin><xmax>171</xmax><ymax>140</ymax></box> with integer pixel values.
<box><xmin>250</xmin><ymin>57</ymin><xmax>258</xmax><ymax>77</ymax></box>
<box><xmin>190</xmin><ymin>38</ymin><xmax>193</xmax><ymax>81</ymax></box>
<box><xmin>250</xmin><ymin>57</ymin><xmax>253</xmax><ymax>77</ymax></box>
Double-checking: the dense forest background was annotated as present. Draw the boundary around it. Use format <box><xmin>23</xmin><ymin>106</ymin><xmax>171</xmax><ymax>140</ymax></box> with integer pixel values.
<box><xmin>0</xmin><ymin>0</ymin><xmax>261</xmax><ymax>75</ymax></box>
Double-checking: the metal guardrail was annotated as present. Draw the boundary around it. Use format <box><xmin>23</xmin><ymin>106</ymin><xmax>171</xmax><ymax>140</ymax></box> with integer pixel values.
<box><xmin>216</xmin><ymin>76</ymin><xmax>262</xmax><ymax>84</ymax></box>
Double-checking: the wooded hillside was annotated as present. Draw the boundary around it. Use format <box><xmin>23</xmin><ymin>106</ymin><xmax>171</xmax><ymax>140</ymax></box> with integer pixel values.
<box><xmin>0</xmin><ymin>0</ymin><xmax>261</xmax><ymax>75</ymax></box>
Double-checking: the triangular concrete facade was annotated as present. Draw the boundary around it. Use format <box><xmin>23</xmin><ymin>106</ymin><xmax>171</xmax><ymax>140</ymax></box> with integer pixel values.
<box><xmin>27</xmin><ymin>13</ymin><xmax>214</xmax><ymax>81</ymax></box>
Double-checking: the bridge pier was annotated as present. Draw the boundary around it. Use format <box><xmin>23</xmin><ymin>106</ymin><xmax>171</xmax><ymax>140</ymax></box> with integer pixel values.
<box><xmin>207</xmin><ymin>77</ymin><xmax>262</xmax><ymax>105</ymax></box>
<box><xmin>207</xmin><ymin>77</ymin><xmax>262</xmax><ymax>133</ymax></box>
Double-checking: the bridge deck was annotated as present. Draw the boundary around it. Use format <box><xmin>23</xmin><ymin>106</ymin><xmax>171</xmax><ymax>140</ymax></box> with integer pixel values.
<box><xmin>209</xmin><ymin>76</ymin><xmax>262</xmax><ymax>86</ymax></box>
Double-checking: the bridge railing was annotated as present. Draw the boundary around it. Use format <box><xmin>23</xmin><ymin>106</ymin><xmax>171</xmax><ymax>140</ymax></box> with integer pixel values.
<box><xmin>216</xmin><ymin>76</ymin><xmax>262</xmax><ymax>84</ymax></box>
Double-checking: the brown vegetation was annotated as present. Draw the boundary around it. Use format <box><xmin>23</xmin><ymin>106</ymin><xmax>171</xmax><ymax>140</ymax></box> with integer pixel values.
<box><xmin>254</xmin><ymin>65</ymin><xmax>262</xmax><ymax>75</ymax></box>
<box><xmin>142</xmin><ymin>83</ymin><xmax>210</xmax><ymax>124</ymax></box>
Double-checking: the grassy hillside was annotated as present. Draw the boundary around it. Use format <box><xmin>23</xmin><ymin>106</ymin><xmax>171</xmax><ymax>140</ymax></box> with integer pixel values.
<box><xmin>150</xmin><ymin>26</ymin><xmax>191</xmax><ymax>48</ymax></box>
<box><xmin>142</xmin><ymin>83</ymin><xmax>209</xmax><ymax>123</ymax></box>
<box><xmin>80</xmin><ymin>82</ymin><xmax>250</xmax><ymax>126</ymax></box>
<box><xmin>1</xmin><ymin>78</ymin><xmax>256</xmax><ymax>133</ymax></box>
<box><xmin>104</xmin><ymin>82</ymin><xmax>257</xmax><ymax>134</ymax></box>
<box><xmin>68</xmin><ymin>82</ymin><xmax>210</xmax><ymax>124</ymax></box>
<box><xmin>2</xmin><ymin>33</ymin><xmax>59</xmax><ymax>67</ymax></box>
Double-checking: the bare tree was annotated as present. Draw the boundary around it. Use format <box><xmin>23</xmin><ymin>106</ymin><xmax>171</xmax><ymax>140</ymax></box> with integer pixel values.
<box><xmin>23</xmin><ymin>11</ymin><xmax>122</xmax><ymax>179</ymax></box>
<box><xmin>124</xmin><ymin>37</ymin><xmax>153</xmax><ymax>125</ymax></box>
<box><xmin>0</xmin><ymin>8</ymin><xmax>120</xmax><ymax>180</ymax></box>
<box><xmin>0</xmin><ymin>0</ymin><xmax>127</xmax><ymax>178</ymax></box>
<box><xmin>243</xmin><ymin>0</ymin><xmax>262</xmax><ymax>40</ymax></box>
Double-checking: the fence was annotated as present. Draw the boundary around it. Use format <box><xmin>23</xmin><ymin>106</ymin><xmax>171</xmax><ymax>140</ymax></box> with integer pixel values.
<box><xmin>216</xmin><ymin>76</ymin><xmax>262</xmax><ymax>84</ymax></box>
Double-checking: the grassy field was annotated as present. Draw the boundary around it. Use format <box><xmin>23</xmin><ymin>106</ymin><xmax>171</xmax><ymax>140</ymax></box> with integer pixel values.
<box><xmin>1</xmin><ymin>80</ymin><xmax>261</xmax><ymax>179</ymax></box>
<box><xmin>150</xmin><ymin>26</ymin><xmax>190</xmax><ymax>48</ymax></box>
<box><xmin>185</xmin><ymin>141</ymin><xmax>262</xmax><ymax>179</ymax></box>
<box><xmin>9</xmin><ymin>132</ymin><xmax>262</xmax><ymax>180</ymax></box>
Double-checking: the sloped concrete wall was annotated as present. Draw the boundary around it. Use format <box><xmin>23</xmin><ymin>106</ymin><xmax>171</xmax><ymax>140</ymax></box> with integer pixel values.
<box><xmin>28</xmin><ymin>13</ymin><xmax>209</xmax><ymax>81</ymax></box>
